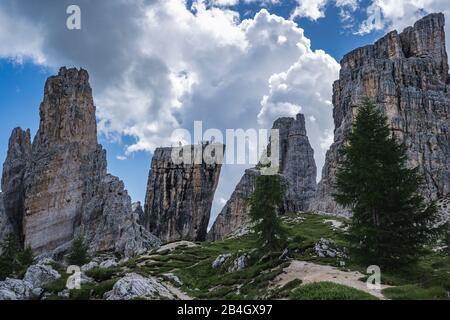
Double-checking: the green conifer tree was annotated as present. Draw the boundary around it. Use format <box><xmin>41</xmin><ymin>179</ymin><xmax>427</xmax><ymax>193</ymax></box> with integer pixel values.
<box><xmin>333</xmin><ymin>100</ymin><xmax>444</xmax><ymax>267</ymax></box>
<box><xmin>249</xmin><ymin>174</ymin><xmax>287</xmax><ymax>253</ymax></box>
<box><xmin>66</xmin><ymin>235</ymin><xmax>90</xmax><ymax>266</ymax></box>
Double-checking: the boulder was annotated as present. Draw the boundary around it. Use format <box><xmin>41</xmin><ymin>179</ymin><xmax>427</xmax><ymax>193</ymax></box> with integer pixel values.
<box><xmin>228</xmin><ymin>255</ymin><xmax>249</xmax><ymax>272</ymax></box>
<box><xmin>0</xmin><ymin>278</ymin><xmax>32</xmax><ymax>300</ymax></box>
<box><xmin>81</xmin><ymin>261</ymin><xmax>99</xmax><ymax>272</ymax></box>
<box><xmin>104</xmin><ymin>273</ymin><xmax>175</xmax><ymax>300</ymax></box>
<box><xmin>212</xmin><ymin>254</ymin><xmax>232</xmax><ymax>269</ymax></box>
<box><xmin>23</xmin><ymin>264</ymin><xmax>61</xmax><ymax>289</ymax></box>
<box><xmin>99</xmin><ymin>259</ymin><xmax>118</xmax><ymax>269</ymax></box>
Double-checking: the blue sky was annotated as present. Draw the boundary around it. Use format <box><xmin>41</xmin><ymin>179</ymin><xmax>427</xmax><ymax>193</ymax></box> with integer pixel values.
<box><xmin>0</xmin><ymin>0</ymin><xmax>448</xmax><ymax>226</ymax></box>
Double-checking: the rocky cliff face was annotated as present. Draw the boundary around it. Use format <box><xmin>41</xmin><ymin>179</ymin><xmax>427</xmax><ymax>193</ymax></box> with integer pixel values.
<box><xmin>132</xmin><ymin>202</ymin><xmax>145</xmax><ymax>225</ymax></box>
<box><xmin>311</xmin><ymin>13</ymin><xmax>450</xmax><ymax>214</ymax></box>
<box><xmin>0</xmin><ymin>67</ymin><xmax>159</xmax><ymax>257</ymax></box>
<box><xmin>207</xmin><ymin>169</ymin><xmax>260</xmax><ymax>241</ymax></box>
<box><xmin>208</xmin><ymin>113</ymin><xmax>316</xmax><ymax>241</ymax></box>
<box><xmin>1</xmin><ymin>128</ymin><xmax>31</xmax><ymax>242</ymax></box>
<box><xmin>274</xmin><ymin>114</ymin><xmax>317</xmax><ymax>213</ymax></box>
<box><xmin>0</xmin><ymin>193</ymin><xmax>13</xmax><ymax>244</ymax></box>
<box><xmin>23</xmin><ymin>68</ymin><xmax>99</xmax><ymax>254</ymax></box>
<box><xmin>144</xmin><ymin>145</ymin><xmax>223</xmax><ymax>243</ymax></box>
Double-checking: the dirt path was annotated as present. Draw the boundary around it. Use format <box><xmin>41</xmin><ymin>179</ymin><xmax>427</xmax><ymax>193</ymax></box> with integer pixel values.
<box><xmin>163</xmin><ymin>282</ymin><xmax>193</xmax><ymax>300</ymax></box>
<box><xmin>157</xmin><ymin>241</ymin><xmax>198</xmax><ymax>253</ymax></box>
<box><xmin>272</xmin><ymin>260</ymin><xmax>391</xmax><ymax>299</ymax></box>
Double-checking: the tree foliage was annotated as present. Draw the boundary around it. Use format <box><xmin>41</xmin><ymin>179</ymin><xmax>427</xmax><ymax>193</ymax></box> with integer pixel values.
<box><xmin>0</xmin><ymin>234</ymin><xmax>34</xmax><ymax>280</ymax></box>
<box><xmin>333</xmin><ymin>100</ymin><xmax>444</xmax><ymax>267</ymax></box>
<box><xmin>66</xmin><ymin>235</ymin><xmax>90</xmax><ymax>266</ymax></box>
<box><xmin>249</xmin><ymin>174</ymin><xmax>287</xmax><ymax>253</ymax></box>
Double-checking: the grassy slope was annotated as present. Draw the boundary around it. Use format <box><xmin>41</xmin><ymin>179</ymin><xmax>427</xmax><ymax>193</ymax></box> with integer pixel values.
<box><xmin>44</xmin><ymin>212</ymin><xmax>450</xmax><ymax>300</ymax></box>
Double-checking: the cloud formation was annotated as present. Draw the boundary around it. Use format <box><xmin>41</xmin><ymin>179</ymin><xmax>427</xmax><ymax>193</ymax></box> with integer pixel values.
<box><xmin>0</xmin><ymin>0</ymin><xmax>339</xmax><ymax>224</ymax></box>
<box><xmin>358</xmin><ymin>0</ymin><xmax>450</xmax><ymax>48</ymax></box>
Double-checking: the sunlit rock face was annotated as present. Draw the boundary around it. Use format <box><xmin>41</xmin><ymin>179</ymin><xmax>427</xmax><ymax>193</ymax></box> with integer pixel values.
<box><xmin>23</xmin><ymin>67</ymin><xmax>99</xmax><ymax>255</ymax></box>
<box><xmin>311</xmin><ymin>13</ymin><xmax>450</xmax><ymax>215</ymax></box>
<box><xmin>144</xmin><ymin>144</ymin><xmax>224</xmax><ymax>243</ymax></box>
<box><xmin>208</xmin><ymin>113</ymin><xmax>317</xmax><ymax>241</ymax></box>
<box><xmin>0</xmin><ymin>67</ymin><xmax>159</xmax><ymax>257</ymax></box>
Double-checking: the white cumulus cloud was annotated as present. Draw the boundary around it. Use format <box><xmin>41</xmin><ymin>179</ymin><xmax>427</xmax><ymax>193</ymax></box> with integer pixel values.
<box><xmin>0</xmin><ymin>0</ymin><xmax>340</xmax><ymax>225</ymax></box>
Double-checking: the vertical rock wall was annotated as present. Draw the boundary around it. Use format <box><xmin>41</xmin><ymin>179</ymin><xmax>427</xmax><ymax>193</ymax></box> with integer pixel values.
<box><xmin>1</xmin><ymin>128</ymin><xmax>31</xmax><ymax>242</ymax></box>
<box><xmin>208</xmin><ymin>113</ymin><xmax>316</xmax><ymax>241</ymax></box>
<box><xmin>0</xmin><ymin>67</ymin><xmax>160</xmax><ymax>257</ymax></box>
<box><xmin>144</xmin><ymin>145</ymin><xmax>223</xmax><ymax>243</ymax></box>
<box><xmin>311</xmin><ymin>13</ymin><xmax>450</xmax><ymax>214</ymax></box>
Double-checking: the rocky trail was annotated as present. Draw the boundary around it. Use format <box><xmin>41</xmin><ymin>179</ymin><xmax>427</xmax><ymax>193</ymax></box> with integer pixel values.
<box><xmin>272</xmin><ymin>260</ymin><xmax>390</xmax><ymax>300</ymax></box>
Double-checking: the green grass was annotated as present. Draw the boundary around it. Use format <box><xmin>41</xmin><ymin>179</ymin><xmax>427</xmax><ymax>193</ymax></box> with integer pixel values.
<box><xmin>40</xmin><ymin>212</ymin><xmax>450</xmax><ymax>300</ymax></box>
<box><xmin>383</xmin><ymin>284</ymin><xmax>449</xmax><ymax>300</ymax></box>
<box><xmin>91</xmin><ymin>279</ymin><xmax>118</xmax><ymax>298</ymax></box>
<box><xmin>70</xmin><ymin>285</ymin><xmax>94</xmax><ymax>300</ymax></box>
<box><xmin>43</xmin><ymin>261</ymin><xmax>71</xmax><ymax>294</ymax></box>
<box><xmin>128</xmin><ymin>212</ymin><xmax>350</xmax><ymax>300</ymax></box>
<box><xmin>289</xmin><ymin>282</ymin><xmax>378</xmax><ymax>300</ymax></box>
<box><xmin>85</xmin><ymin>267</ymin><xmax>121</xmax><ymax>282</ymax></box>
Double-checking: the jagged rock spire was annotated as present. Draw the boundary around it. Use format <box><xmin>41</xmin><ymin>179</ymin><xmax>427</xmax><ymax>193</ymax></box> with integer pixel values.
<box><xmin>1</xmin><ymin>67</ymin><xmax>159</xmax><ymax>257</ymax></box>
<box><xmin>1</xmin><ymin>128</ymin><xmax>31</xmax><ymax>242</ymax></box>
<box><xmin>208</xmin><ymin>113</ymin><xmax>316</xmax><ymax>241</ymax></box>
<box><xmin>144</xmin><ymin>144</ymin><xmax>224</xmax><ymax>243</ymax></box>
<box><xmin>311</xmin><ymin>13</ymin><xmax>450</xmax><ymax>214</ymax></box>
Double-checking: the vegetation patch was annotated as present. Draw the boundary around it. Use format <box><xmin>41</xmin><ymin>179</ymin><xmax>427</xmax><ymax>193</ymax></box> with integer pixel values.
<box><xmin>289</xmin><ymin>282</ymin><xmax>378</xmax><ymax>300</ymax></box>
<box><xmin>383</xmin><ymin>284</ymin><xmax>449</xmax><ymax>300</ymax></box>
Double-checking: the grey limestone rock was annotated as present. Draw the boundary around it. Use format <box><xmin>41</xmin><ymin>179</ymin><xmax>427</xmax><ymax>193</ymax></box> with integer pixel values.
<box><xmin>311</xmin><ymin>13</ymin><xmax>450</xmax><ymax>214</ymax></box>
<box><xmin>208</xmin><ymin>113</ymin><xmax>316</xmax><ymax>240</ymax></box>
<box><xmin>144</xmin><ymin>144</ymin><xmax>223</xmax><ymax>243</ymax></box>
<box><xmin>1</xmin><ymin>67</ymin><xmax>160</xmax><ymax>258</ymax></box>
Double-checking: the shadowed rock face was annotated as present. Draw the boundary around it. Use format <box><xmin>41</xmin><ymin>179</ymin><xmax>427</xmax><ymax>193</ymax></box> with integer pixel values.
<box><xmin>207</xmin><ymin>168</ymin><xmax>260</xmax><ymax>242</ymax></box>
<box><xmin>144</xmin><ymin>145</ymin><xmax>223</xmax><ymax>243</ymax></box>
<box><xmin>274</xmin><ymin>114</ymin><xmax>317</xmax><ymax>213</ymax></box>
<box><xmin>0</xmin><ymin>193</ymin><xmax>14</xmax><ymax>244</ymax></box>
<box><xmin>0</xmin><ymin>67</ymin><xmax>159</xmax><ymax>257</ymax></box>
<box><xmin>208</xmin><ymin>113</ymin><xmax>316</xmax><ymax>241</ymax></box>
<box><xmin>1</xmin><ymin>128</ymin><xmax>31</xmax><ymax>242</ymax></box>
<box><xmin>311</xmin><ymin>13</ymin><xmax>450</xmax><ymax>214</ymax></box>
<box><xmin>132</xmin><ymin>202</ymin><xmax>145</xmax><ymax>225</ymax></box>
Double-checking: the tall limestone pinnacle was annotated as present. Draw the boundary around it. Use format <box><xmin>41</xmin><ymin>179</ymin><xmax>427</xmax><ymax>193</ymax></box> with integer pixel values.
<box><xmin>208</xmin><ymin>113</ymin><xmax>317</xmax><ymax>241</ymax></box>
<box><xmin>23</xmin><ymin>68</ymin><xmax>99</xmax><ymax>254</ymax></box>
<box><xmin>143</xmin><ymin>144</ymin><xmax>224</xmax><ymax>243</ymax></box>
<box><xmin>0</xmin><ymin>67</ymin><xmax>160</xmax><ymax>257</ymax></box>
<box><xmin>1</xmin><ymin>128</ymin><xmax>31</xmax><ymax>242</ymax></box>
<box><xmin>274</xmin><ymin>114</ymin><xmax>317</xmax><ymax>213</ymax></box>
<box><xmin>311</xmin><ymin>13</ymin><xmax>450</xmax><ymax>214</ymax></box>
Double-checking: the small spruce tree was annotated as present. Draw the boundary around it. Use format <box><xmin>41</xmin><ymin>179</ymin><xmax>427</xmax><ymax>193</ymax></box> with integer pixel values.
<box><xmin>248</xmin><ymin>174</ymin><xmax>287</xmax><ymax>253</ymax></box>
<box><xmin>0</xmin><ymin>234</ymin><xmax>34</xmax><ymax>280</ymax></box>
<box><xmin>0</xmin><ymin>234</ymin><xmax>20</xmax><ymax>279</ymax></box>
<box><xmin>66</xmin><ymin>235</ymin><xmax>90</xmax><ymax>266</ymax></box>
<box><xmin>333</xmin><ymin>100</ymin><xmax>444</xmax><ymax>267</ymax></box>
<box><xmin>18</xmin><ymin>246</ymin><xmax>34</xmax><ymax>271</ymax></box>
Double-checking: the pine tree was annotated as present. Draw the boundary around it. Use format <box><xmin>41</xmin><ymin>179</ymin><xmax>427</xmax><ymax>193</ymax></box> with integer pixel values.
<box><xmin>66</xmin><ymin>235</ymin><xmax>90</xmax><ymax>266</ymax></box>
<box><xmin>18</xmin><ymin>246</ymin><xmax>34</xmax><ymax>270</ymax></box>
<box><xmin>0</xmin><ymin>234</ymin><xmax>34</xmax><ymax>280</ymax></box>
<box><xmin>248</xmin><ymin>174</ymin><xmax>287</xmax><ymax>253</ymax></box>
<box><xmin>0</xmin><ymin>234</ymin><xmax>20</xmax><ymax>279</ymax></box>
<box><xmin>333</xmin><ymin>100</ymin><xmax>444</xmax><ymax>267</ymax></box>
